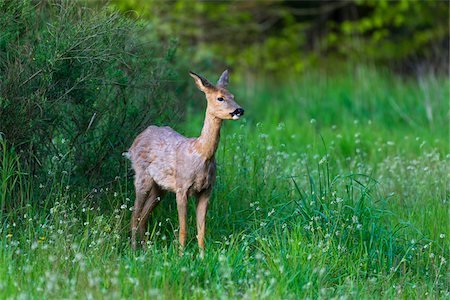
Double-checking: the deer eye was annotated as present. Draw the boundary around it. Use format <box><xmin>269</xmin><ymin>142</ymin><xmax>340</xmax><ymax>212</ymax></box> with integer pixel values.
<box><xmin>217</xmin><ymin>97</ymin><xmax>224</xmax><ymax>102</ymax></box>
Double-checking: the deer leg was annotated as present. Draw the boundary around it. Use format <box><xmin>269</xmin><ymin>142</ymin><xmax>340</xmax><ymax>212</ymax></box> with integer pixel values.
<box><xmin>137</xmin><ymin>185</ymin><xmax>162</xmax><ymax>245</ymax></box>
<box><xmin>131</xmin><ymin>175</ymin><xmax>153</xmax><ymax>251</ymax></box>
<box><xmin>196</xmin><ymin>190</ymin><xmax>210</xmax><ymax>259</ymax></box>
<box><xmin>176</xmin><ymin>190</ymin><xmax>188</xmax><ymax>255</ymax></box>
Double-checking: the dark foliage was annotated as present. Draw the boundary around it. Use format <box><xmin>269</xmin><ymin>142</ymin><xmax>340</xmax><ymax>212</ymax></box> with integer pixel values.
<box><xmin>0</xmin><ymin>0</ymin><xmax>185</xmax><ymax>185</ymax></box>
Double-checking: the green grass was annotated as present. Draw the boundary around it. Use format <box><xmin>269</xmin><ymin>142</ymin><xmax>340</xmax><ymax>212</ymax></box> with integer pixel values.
<box><xmin>1</xmin><ymin>67</ymin><xmax>449</xmax><ymax>299</ymax></box>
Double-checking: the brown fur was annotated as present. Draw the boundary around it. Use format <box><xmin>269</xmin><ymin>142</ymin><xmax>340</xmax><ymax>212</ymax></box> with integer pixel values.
<box><xmin>128</xmin><ymin>70</ymin><xmax>243</xmax><ymax>257</ymax></box>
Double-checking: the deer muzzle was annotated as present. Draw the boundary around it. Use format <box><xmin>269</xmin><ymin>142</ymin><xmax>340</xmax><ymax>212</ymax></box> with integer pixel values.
<box><xmin>230</xmin><ymin>108</ymin><xmax>244</xmax><ymax>120</ymax></box>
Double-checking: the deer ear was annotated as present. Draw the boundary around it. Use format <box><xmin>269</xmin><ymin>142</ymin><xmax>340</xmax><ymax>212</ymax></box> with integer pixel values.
<box><xmin>189</xmin><ymin>71</ymin><xmax>213</xmax><ymax>92</ymax></box>
<box><xmin>217</xmin><ymin>69</ymin><xmax>229</xmax><ymax>88</ymax></box>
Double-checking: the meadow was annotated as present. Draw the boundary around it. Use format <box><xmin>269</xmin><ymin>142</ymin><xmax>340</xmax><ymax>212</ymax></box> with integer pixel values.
<box><xmin>0</xmin><ymin>67</ymin><xmax>448</xmax><ymax>299</ymax></box>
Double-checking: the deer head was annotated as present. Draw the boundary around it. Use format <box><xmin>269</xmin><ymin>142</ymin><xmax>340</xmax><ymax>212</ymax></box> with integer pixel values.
<box><xmin>189</xmin><ymin>70</ymin><xmax>244</xmax><ymax>120</ymax></box>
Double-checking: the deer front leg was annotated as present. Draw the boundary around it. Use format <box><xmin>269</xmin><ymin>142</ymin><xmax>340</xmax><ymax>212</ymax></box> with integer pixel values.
<box><xmin>196</xmin><ymin>190</ymin><xmax>210</xmax><ymax>259</ymax></box>
<box><xmin>176</xmin><ymin>190</ymin><xmax>188</xmax><ymax>255</ymax></box>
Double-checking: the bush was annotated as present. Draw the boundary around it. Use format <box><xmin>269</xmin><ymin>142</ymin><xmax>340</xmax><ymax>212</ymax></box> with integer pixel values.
<box><xmin>0</xmin><ymin>0</ymin><xmax>184</xmax><ymax>186</ymax></box>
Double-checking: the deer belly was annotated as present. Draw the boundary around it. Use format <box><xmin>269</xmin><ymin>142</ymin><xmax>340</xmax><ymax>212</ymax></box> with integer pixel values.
<box><xmin>146</xmin><ymin>164</ymin><xmax>176</xmax><ymax>192</ymax></box>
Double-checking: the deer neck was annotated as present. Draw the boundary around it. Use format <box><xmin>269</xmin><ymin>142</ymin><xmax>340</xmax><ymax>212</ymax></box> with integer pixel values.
<box><xmin>195</xmin><ymin>111</ymin><xmax>222</xmax><ymax>160</ymax></box>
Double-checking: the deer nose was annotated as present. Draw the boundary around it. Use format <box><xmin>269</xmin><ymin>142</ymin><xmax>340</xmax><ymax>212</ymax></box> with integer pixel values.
<box><xmin>234</xmin><ymin>108</ymin><xmax>244</xmax><ymax>116</ymax></box>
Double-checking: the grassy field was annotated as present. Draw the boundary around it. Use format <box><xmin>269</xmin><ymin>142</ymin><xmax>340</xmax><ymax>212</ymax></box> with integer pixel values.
<box><xmin>1</xmin><ymin>67</ymin><xmax>449</xmax><ymax>299</ymax></box>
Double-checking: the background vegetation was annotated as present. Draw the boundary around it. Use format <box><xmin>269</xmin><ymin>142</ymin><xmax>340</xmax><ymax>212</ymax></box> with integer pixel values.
<box><xmin>0</xmin><ymin>0</ymin><xmax>448</xmax><ymax>299</ymax></box>
<box><xmin>113</xmin><ymin>0</ymin><xmax>448</xmax><ymax>75</ymax></box>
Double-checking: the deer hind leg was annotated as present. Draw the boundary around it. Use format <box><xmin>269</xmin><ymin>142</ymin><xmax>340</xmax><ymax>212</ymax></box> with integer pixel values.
<box><xmin>137</xmin><ymin>185</ymin><xmax>164</xmax><ymax>246</ymax></box>
<box><xmin>131</xmin><ymin>173</ymin><xmax>154</xmax><ymax>251</ymax></box>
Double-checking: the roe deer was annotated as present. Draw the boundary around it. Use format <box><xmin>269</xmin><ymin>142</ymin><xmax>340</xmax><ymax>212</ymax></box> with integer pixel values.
<box><xmin>128</xmin><ymin>70</ymin><xmax>244</xmax><ymax>257</ymax></box>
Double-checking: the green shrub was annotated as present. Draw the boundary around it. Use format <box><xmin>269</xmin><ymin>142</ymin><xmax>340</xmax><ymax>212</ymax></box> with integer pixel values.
<box><xmin>0</xmin><ymin>0</ymin><xmax>184</xmax><ymax>186</ymax></box>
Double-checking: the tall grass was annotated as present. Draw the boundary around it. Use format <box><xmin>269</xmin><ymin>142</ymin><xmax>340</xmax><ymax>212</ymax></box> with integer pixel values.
<box><xmin>0</xmin><ymin>68</ymin><xmax>448</xmax><ymax>298</ymax></box>
<box><xmin>0</xmin><ymin>134</ymin><xmax>28</xmax><ymax>215</ymax></box>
